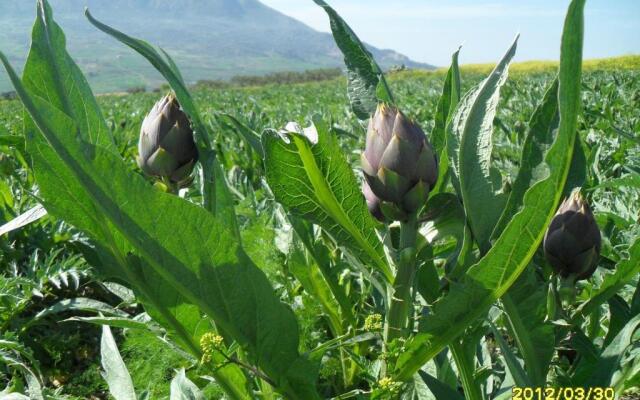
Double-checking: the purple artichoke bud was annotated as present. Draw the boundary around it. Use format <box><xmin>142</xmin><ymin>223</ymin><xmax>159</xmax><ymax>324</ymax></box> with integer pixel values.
<box><xmin>543</xmin><ymin>191</ymin><xmax>601</xmax><ymax>281</ymax></box>
<box><xmin>361</xmin><ymin>104</ymin><xmax>438</xmax><ymax>220</ymax></box>
<box><xmin>137</xmin><ymin>94</ymin><xmax>198</xmax><ymax>187</ymax></box>
<box><xmin>363</xmin><ymin>180</ymin><xmax>384</xmax><ymax>222</ymax></box>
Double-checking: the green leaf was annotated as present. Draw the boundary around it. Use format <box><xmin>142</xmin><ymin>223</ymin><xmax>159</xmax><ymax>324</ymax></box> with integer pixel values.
<box><xmin>0</xmin><ymin>205</ymin><xmax>47</xmax><ymax>237</ymax></box>
<box><xmin>170</xmin><ymin>369</ymin><xmax>205</xmax><ymax>400</ymax></box>
<box><xmin>13</xmin><ymin>3</ymin><xmax>249</xmax><ymax>390</ymax></box>
<box><xmin>288</xmin><ymin>237</ymin><xmax>345</xmax><ymax>334</ymax></box>
<box><xmin>84</xmin><ymin>9</ymin><xmax>205</xmax><ymax>146</ymax></box>
<box><xmin>448</xmin><ymin>35</ymin><xmax>518</xmax><ymax>252</ymax></box>
<box><xmin>432</xmin><ymin>47</ymin><xmax>462</xmax><ymax>155</ymax></box>
<box><xmin>24</xmin><ymin>0</ymin><xmax>113</xmax><ymax>150</ymax></box>
<box><xmin>312</xmin><ymin>0</ymin><xmax>393</xmax><ymax>119</ymax></box>
<box><xmin>501</xmin><ymin>268</ymin><xmax>555</xmax><ymax>386</ymax></box>
<box><xmin>604</xmin><ymin>295</ymin><xmax>631</xmax><ymax>347</ymax></box>
<box><xmin>88</xmin><ymin>246</ymin><xmax>204</xmax><ymax>357</ymax></box>
<box><xmin>30</xmin><ymin>298</ymin><xmax>127</xmax><ymax>323</ymax></box>
<box><xmin>576</xmin><ymin>314</ymin><xmax>640</xmax><ymax>386</ymax></box>
<box><xmin>575</xmin><ymin>238</ymin><xmax>640</xmax><ymax>318</ymax></box>
<box><xmin>589</xmin><ymin>173</ymin><xmax>640</xmax><ymax>190</ymax></box>
<box><xmin>262</xmin><ymin>117</ymin><xmax>391</xmax><ymax>282</ymax></box>
<box><xmin>6</xmin><ymin>2</ymin><xmax>286</xmax><ymax>398</ymax></box>
<box><xmin>101</xmin><ymin>325</ymin><xmax>137</xmax><ymax>400</ymax></box>
<box><xmin>431</xmin><ymin>48</ymin><xmax>462</xmax><ymax>195</ymax></box>
<box><xmin>126</xmin><ymin>255</ymin><xmax>253</xmax><ymax>400</ymax></box>
<box><xmin>488</xmin><ymin>323</ymin><xmax>532</xmax><ymax>388</ymax></box>
<box><xmin>0</xmin><ymin>340</ymin><xmax>44</xmax><ymax>399</ymax></box>
<box><xmin>0</xmin><ymin>54</ymin><xmax>318</xmax><ymax>400</ymax></box>
<box><xmin>289</xmin><ymin>216</ymin><xmax>356</xmax><ymax>328</ymax></box>
<box><xmin>64</xmin><ymin>316</ymin><xmax>160</xmax><ymax>332</ymax></box>
<box><xmin>563</xmin><ymin>136</ymin><xmax>587</xmax><ymax>197</ymax></box>
<box><xmin>394</xmin><ymin>0</ymin><xmax>586</xmax><ymax>380</ymax></box>
<box><xmin>417</xmin><ymin>370</ymin><xmax>464</xmax><ymax>400</ymax></box>
<box><xmin>492</xmin><ymin>78</ymin><xmax>559</xmax><ymax>240</ymax></box>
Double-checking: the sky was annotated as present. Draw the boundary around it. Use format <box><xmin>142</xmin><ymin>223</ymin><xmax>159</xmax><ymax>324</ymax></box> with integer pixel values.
<box><xmin>260</xmin><ymin>0</ymin><xmax>640</xmax><ymax>66</ymax></box>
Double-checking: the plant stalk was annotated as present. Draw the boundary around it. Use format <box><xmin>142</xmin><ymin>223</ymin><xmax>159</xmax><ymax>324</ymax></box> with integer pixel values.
<box><xmin>385</xmin><ymin>214</ymin><xmax>418</xmax><ymax>342</ymax></box>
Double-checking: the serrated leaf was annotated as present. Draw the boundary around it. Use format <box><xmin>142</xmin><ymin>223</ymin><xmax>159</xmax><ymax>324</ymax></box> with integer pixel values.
<box><xmin>312</xmin><ymin>0</ymin><xmax>393</xmax><ymax>119</ymax></box>
<box><xmin>448</xmin><ymin>35</ymin><xmax>518</xmax><ymax>251</ymax></box>
<box><xmin>262</xmin><ymin>117</ymin><xmax>391</xmax><ymax>282</ymax></box>
<box><xmin>394</xmin><ymin>0</ymin><xmax>585</xmax><ymax>380</ymax></box>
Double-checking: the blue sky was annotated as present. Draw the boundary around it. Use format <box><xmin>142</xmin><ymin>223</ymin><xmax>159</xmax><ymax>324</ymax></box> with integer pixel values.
<box><xmin>260</xmin><ymin>0</ymin><xmax>640</xmax><ymax>66</ymax></box>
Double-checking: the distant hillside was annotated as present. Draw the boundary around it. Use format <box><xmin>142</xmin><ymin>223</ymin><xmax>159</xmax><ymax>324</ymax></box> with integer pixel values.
<box><xmin>0</xmin><ymin>0</ymin><xmax>435</xmax><ymax>93</ymax></box>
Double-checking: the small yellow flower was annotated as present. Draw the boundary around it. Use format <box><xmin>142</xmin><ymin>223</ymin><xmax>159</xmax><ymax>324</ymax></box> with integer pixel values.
<box><xmin>377</xmin><ymin>376</ymin><xmax>401</xmax><ymax>395</ymax></box>
<box><xmin>200</xmin><ymin>332</ymin><xmax>224</xmax><ymax>364</ymax></box>
<box><xmin>364</xmin><ymin>313</ymin><xmax>383</xmax><ymax>332</ymax></box>
<box><xmin>378</xmin><ymin>376</ymin><xmax>394</xmax><ymax>390</ymax></box>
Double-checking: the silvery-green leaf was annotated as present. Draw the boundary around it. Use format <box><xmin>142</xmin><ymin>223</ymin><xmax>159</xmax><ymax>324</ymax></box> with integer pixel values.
<box><xmin>170</xmin><ymin>369</ymin><xmax>205</xmax><ymax>400</ymax></box>
<box><xmin>101</xmin><ymin>325</ymin><xmax>137</xmax><ymax>400</ymax></box>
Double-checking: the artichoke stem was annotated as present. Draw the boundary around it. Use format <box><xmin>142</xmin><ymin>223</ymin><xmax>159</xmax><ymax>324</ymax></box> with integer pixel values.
<box><xmin>385</xmin><ymin>214</ymin><xmax>418</xmax><ymax>343</ymax></box>
<box><xmin>559</xmin><ymin>274</ymin><xmax>577</xmax><ymax>308</ymax></box>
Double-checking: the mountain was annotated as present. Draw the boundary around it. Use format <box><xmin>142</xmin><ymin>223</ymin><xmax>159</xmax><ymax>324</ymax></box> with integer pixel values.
<box><xmin>0</xmin><ymin>0</ymin><xmax>434</xmax><ymax>93</ymax></box>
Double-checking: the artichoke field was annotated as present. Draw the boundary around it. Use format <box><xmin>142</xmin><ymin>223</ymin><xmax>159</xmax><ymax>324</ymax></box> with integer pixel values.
<box><xmin>0</xmin><ymin>0</ymin><xmax>639</xmax><ymax>399</ymax></box>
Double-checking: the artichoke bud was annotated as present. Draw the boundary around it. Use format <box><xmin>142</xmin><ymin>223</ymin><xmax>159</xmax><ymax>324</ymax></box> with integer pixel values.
<box><xmin>543</xmin><ymin>191</ymin><xmax>601</xmax><ymax>281</ymax></box>
<box><xmin>137</xmin><ymin>94</ymin><xmax>198</xmax><ymax>187</ymax></box>
<box><xmin>361</xmin><ymin>104</ymin><xmax>438</xmax><ymax>221</ymax></box>
<box><xmin>363</xmin><ymin>180</ymin><xmax>384</xmax><ymax>222</ymax></box>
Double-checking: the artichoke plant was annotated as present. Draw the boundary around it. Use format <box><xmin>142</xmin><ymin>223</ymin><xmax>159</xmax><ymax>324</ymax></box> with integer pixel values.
<box><xmin>543</xmin><ymin>191</ymin><xmax>601</xmax><ymax>280</ymax></box>
<box><xmin>361</xmin><ymin>104</ymin><xmax>438</xmax><ymax>221</ymax></box>
<box><xmin>137</xmin><ymin>94</ymin><xmax>198</xmax><ymax>187</ymax></box>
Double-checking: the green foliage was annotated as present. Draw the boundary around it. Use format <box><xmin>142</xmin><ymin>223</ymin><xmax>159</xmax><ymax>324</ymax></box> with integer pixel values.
<box><xmin>0</xmin><ymin>0</ymin><xmax>639</xmax><ymax>399</ymax></box>
<box><xmin>263</xmin><ymin>117</ymin><xmax>391</xmax><ymax>281</ymax></box>
<box><xmin>313</xmin><ymin>0</ymin><xmax>394</xmax><ymax>119</ymax></box>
